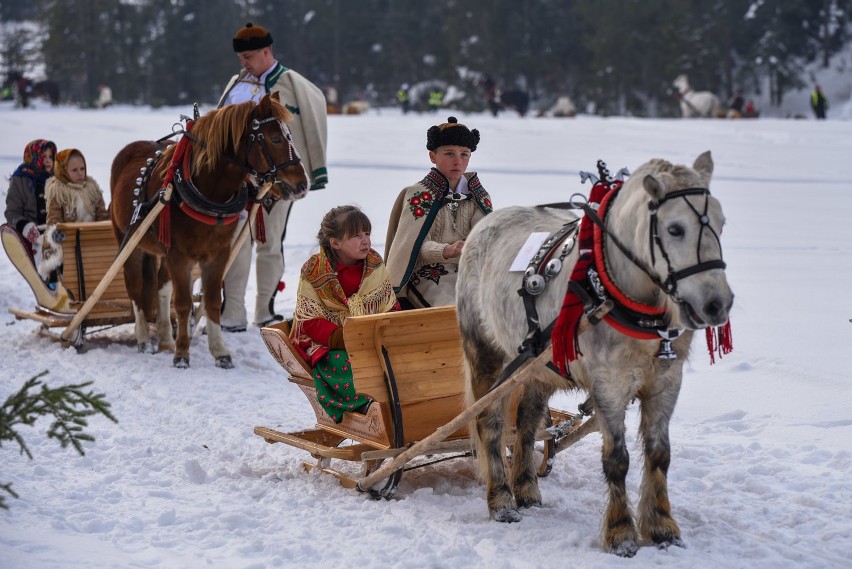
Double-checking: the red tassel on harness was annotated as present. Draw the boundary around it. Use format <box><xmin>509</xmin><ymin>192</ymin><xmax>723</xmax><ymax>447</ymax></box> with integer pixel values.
<box><xmin>705</xmin><ymin>321</ymin><xmax>733</xmax><ymax>364</ymax></box>
<box><xmin>551</xmin><ymin>180</ymin><xmax>613</xmax><ymax>375</ymax></box>
<box><xmin>255</xmin><ymin>207</ymin><xmax>267</xmax><ymax>244</ymax></box>
<box><xmin>158</xmin><ymin>202</ymin><xmax>171</xmax><ymax>252</ymax></box>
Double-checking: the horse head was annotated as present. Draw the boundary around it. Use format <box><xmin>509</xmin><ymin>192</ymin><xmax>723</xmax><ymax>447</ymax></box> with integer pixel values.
<box><xmin>616</xmin><ymin>151</ymin><xmax>733</xmax><ymax>330</ymax></box>
<box><xmin>246</xmin><ymin>93</ymin><xmax>309</xmax><ymax>202</ymax></box>
<box><xmin>672</xmin><ymin>74</ymin><xmax>690</xmax><ymax>95</ymax></box>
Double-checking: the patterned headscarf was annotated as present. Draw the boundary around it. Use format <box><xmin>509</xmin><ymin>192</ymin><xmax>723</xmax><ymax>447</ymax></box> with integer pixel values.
<box><xmin>12</xmin><ymin>139</ymin><xmax>57</xmax><ymax>181</ymax></box>
<box><xmin>53</xmin><ymin>148</ymin><xmax>86</xmax><ymax>184</ymax></box>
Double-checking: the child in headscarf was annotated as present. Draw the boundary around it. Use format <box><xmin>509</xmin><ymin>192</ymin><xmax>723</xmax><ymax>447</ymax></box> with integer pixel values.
<box><xmin>290</xmin><ymin>205</ymin><xmax>399</xmax><ymax>423</ymax></box>
<box><xmin>4</xmin><ymin>139</ymin><xmax>57</xmax><ymax>246</ymax></box>
<box><xmin>45</xmin><ymin>148</ymin><xmax>109</xmax><ymax>225</ymax></box>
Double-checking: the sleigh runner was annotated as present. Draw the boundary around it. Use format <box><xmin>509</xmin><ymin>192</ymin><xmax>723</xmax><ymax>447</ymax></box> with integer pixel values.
<box><xmin>256</xmin><ymin>305</ymin><xmax>598</xmax><ymax>498</ymax></box>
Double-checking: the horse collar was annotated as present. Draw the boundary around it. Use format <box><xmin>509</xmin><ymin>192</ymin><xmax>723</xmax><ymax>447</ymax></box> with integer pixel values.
<box><xmin>173</xmin><ymin>144</ymin><xmax>248</xmax><ymax>224</ymax></box>
<box><xmin>590</xmin><ymin>181</ymin><xmax>682</xmax><ymax>352</ymax></box>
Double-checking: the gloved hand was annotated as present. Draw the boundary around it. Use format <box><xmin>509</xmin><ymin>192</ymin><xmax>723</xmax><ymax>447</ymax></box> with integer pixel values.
<box><xmin>23</xmin><ymin>222</ymin><xmax>40</xmax><ymax>244</ymax></box>
<box><xmin>328</xmin><ymin>327</ymin><xmax>345</xmax><ymax>350</ymax></box>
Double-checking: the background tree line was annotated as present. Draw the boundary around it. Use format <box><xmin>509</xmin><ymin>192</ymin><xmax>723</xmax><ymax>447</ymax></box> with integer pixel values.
<box><xmin>1</xmin><ymin>0</ymin><xmax>849</xmax><ymax>116</ymax></box>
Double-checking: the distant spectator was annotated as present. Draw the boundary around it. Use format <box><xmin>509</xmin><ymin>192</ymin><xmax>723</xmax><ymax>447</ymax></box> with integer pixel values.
<box><xmin>743</xmin><ymin>99</ymin><xmax>759</xmax><ymax>118</ymax></box>
<box><xmin>427</xmin><ymin>88</ymin><xmax>444</xmax><ymax>113</ymax></box>
<box><xmin>397</xmin><ymin>83</ymin><xmax>411</xmax><ymax>114</ymax></box>
<box><xmin>727</xmin><ymin>89</ymin><xmax>744</xmax><ymax>118</ymax></box>
<box><xmin>96</xmin><ymin>84</ymin><xmax>113</xmax><ymax>109</ymax></box>
<box><xmin>810</xmin><ymin>85</ymin><xmax>828</xmax><ymax>119</ymax></box>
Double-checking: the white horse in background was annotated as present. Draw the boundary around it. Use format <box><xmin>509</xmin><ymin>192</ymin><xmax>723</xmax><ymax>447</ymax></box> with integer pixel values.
<box><xmin>673</xmin><ymin>74</ymin><xmax>721</xmax><ymax>118</ymax></box>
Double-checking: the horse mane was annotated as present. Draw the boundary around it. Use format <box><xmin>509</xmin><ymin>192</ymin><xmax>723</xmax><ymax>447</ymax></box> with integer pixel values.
<box><xmin>159</xmin><ymin>96</ymin><xmax>292</xmax><ymax>176</ymax></box>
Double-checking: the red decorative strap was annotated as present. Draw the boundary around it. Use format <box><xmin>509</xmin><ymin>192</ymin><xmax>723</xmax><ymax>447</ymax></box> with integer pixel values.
<box><xmin>551</xmin><ymin>180</ymin><xmax>612</xmax><ymax>375</ymax></box>
<box><xmin>158</xmin><ymin>120</ymin><xmax>194</xmax><ymax>250</ymax></box>
<box><xmin>255</xmin><ymin>207</ymin><xmax>267</xmax><ymax>244</ymax></box>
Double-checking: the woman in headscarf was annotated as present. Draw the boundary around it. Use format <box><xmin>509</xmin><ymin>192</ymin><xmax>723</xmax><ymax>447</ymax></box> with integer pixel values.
<box><xmin>4</xmin><ymin>139</ymin><xmax>57</xmax><ymax>248</ymax></box>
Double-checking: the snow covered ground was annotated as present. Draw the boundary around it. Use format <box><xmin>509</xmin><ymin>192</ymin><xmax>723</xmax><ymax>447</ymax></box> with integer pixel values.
<box><xmin>1</xmin><ymin>103</ymin><xmax>851</xmax><ymax>569</ymax></box>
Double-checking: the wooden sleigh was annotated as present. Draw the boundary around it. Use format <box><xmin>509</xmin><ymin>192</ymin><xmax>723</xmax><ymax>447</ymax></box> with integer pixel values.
<box><xmin>257</xmin><ymin>305</ymin><xmax>599</xmax><ymax>498</ymax></box>
<box><xmin>3</xmin><ymin>220</ymin><xmax>134</xmax><ymax>346</ymax></box>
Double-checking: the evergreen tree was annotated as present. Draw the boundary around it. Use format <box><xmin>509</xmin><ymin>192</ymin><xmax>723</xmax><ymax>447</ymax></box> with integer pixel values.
<box><xmin>1</xmin><ymin>371</ymin><xmax>117</xmax><ymax>510</ymax></box>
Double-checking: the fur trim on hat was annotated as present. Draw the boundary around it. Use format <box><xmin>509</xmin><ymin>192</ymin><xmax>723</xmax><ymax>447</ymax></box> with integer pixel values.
<box><xmin>426</xmin><ymin>117</ymin><xmax>480</xmax><ymax>152</ymax></box>
<box><xmin>233</xmin><ymin>22</ymin><xmax>273</xmax><ymax>52</ymax></box>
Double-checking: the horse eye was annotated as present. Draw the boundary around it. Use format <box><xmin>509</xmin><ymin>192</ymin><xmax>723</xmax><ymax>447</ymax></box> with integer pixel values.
<box><xmin>667</xmin><ymin>224</ymin><xmax>685</xmax><ymax>237</ymax></box>
<box><xmin>272</xmin><ymin>135</ymin><xmax>284</xmax><ymax>144</ymax></box>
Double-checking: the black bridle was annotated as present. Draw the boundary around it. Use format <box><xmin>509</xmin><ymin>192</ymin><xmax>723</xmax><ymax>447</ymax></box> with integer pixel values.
<box><xmin>576</xmin><ymin>183</ymin><xmax>726</xmax><ymax>301</ymax></box>
<box><xmin>648</xmin><ymin>187</ymin><xmax>726</xmax><ymax>296</ymax></box>
<box><xmin>239</xmin><ymin>116</ymin><xmax>303</xmax><ymax>183</ymax></box>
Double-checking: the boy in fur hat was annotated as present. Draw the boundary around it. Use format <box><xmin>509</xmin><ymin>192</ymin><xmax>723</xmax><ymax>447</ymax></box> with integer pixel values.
<box><xmin>217</xmin><ymin>22</ymin><xmax>329</xmax><ymax>332</ymax></box>
<box><xmin>385</xmin><ymin>117</ymin><xmax>493</xmax><ymax>309</ymax></box>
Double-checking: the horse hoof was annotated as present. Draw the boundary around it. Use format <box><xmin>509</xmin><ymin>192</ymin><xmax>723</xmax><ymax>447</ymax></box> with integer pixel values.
<box><xmin>138</xmin><ymin>342</ymin><xmax>157</xmax><ymax>354</ymax></box>
<box><xmin>215</xmin><ymin>355</ymin><xmax>234</xmax><ymax>369</ymax></box>
<box><xmin>655</xmin><ymin>536</ymin><xmax>686</xmax><ymax>550</ymax></box>
<box><xmin>609</xmin><ymin>539</ymin><xmax>639</xmax><ymax>558</ymax></box>
<box><xmin>492</xmin><ymin>507</ymin><xmax>522</xmax><ymax>523</ymax></box>
<box><xmin>173</xmin><ymin>356</ymin><xmax>190</xmax><ymax>368</ymax></box>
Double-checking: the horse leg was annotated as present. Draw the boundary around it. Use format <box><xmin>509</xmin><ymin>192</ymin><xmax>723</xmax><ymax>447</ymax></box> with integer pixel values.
<box><xmin>594</xmin><ymin>377</ymin><xmax>640</xmax><ymax>557</ymax></box>
<box><xmin>461</xmin><ymin>330</ymin><xmax>518</xmax><ymax>522</ymax></box>
<box><xmin>637</xmin><ymin>365</ymin><xmax>684</xmax><ymax>549</ymax></box>
<box><xmin>156</xmin><ymin>263</ymin><xmax>174</xmax><ymax>352</ymax></box>
<box><xmin>124</xmin><ymin>250</ymin><xmax>158</xmax><ymax>353</ymax></box>
<box><xmin>510</xmin><ymin>381</ymin><xmax>553</xmax><ymax>508</ymax></box>
<box><xmin>166</xmin><ymin>256</ymin><xmax>193</xmax><ymax>368</ymax></box>
<box><xmin>201</xmin><ymin>258</ymin><xmax>233</xmax><ymax>369</ymax></box>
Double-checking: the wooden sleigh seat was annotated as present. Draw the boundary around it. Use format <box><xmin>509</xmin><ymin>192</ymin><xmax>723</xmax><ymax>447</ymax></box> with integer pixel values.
<box><xmin>259</xmin><ymin>306</ymin><xmax>467</xmax><ymax>453</ymax></box>
<box><xmin>257</xmin><ymin>306</ymin><xmax>593</xmax><ymax>495</ymax></box>
<box><xmin>4</xmin><ymin>220</ymin><xmax>134</xmax><ymax>329</ymax></box>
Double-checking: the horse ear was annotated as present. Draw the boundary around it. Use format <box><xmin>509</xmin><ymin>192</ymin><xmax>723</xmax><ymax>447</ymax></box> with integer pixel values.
<box><xmin>643</xmin><ymin>174</ymin><xmax>666</xmax><ymax>201</ymax></box>
<box><xmin>270</xmin><ymin>91</ymin><xmax>280</xmax><ymax>102</ymax></box>
<box><xmin>693</xmin><ymin>150</ymin><xmax>714</xmax><ymax>180</ymax></box>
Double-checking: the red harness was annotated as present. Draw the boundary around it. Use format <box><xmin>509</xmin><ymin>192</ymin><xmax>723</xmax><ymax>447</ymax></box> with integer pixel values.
<box><xmin>551</xmin><ymin>175</ymin><xmax>732</xmax><ymax>375</ymax></box>
<box><xmin>156</xmin><ymin>120</ymin><xmax>266</xmax><ymax>250</ymax></box>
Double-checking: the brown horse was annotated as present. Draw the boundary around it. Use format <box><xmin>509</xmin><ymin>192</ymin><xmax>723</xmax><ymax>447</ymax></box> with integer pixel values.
<box><xmin>110</xmin><ymin>93</ymin><xmax>308</xmax><ymax>368</ymax></box>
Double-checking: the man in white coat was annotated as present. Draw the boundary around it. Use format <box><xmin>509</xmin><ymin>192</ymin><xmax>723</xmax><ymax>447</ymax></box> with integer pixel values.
<box><xmin>218</xmin><ymin>22</ymin><xmax>328</xmax><ymax>331</ymax></box>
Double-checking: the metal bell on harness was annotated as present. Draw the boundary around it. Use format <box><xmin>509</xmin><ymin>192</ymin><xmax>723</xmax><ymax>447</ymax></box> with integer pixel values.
<box><xmin>656</xmin><ymin>329</ymin><xmax>681</xmax><ymax>360</ymax></box>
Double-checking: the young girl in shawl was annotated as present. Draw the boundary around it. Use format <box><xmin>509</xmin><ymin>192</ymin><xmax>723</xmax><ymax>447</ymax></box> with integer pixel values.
<box><xmin>45</xmin><ymin>148</ymin><xmax>110</xmax><ymax>225</ymax></box>
<box><xmin>4</xmin><ymin>139</ymin><xmax>57</xmax><ymax>247</ymax></box>
<box><xmin>290</xmin><ymin>205</ymin><xmax>399</xmax><ymax>423</ymax></box>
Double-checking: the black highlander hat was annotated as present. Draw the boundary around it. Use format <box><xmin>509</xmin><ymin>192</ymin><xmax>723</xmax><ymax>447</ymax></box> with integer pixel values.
<box><xmin>426</xmin><ymin>116</ymin><xmax>480</xmax><ymax>152</ymax></box>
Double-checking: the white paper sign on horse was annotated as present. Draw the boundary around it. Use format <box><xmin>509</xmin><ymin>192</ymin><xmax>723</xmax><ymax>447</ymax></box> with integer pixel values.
<box><xmin>509</xmin><ymin>232</ymin><xmax>549</xmax><ymax>271</ymax></box>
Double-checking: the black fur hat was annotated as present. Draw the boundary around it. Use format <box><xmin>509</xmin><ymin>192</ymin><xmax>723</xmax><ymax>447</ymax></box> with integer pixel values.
<box><xmin>426</xmin><ymin>117</ymin><xmax>480</xmax><ymax>152</ymax></box>
<box><xmin>233</xmin><ymin>23</ymin><xmax>273</xmax><ymax>52</ymax></box>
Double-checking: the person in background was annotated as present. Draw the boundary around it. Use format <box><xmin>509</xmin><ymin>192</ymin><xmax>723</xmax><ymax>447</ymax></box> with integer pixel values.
<box><xmin>811</xmin><ymin>85</ymin><xmax>828</xmax><ymax>119</ymax></box>
<box><xmin>96</xmin><ymin>84</ymin><xmax>113</xmax><ymax>109</ymax></box>
<box><xmin>4</xmin><ymin>139</ymin><xmax>57</xmax><ymax>251</ymax></box>
<box><xmin>397</xmin><ymin>83</ymin><xmax>411</xmax><ymax>114</ymax></box>
<box><xmin>727</xmin><ymin>89</ymin><xmax>744</xmax><ymax>118</ymax></box>
<box><xmin>384</xmin><ymin>117</ymin><xmax>492</xmax><ymax>309</ymax></box>
<box><xmin>45</xmin><ymin>149</ymin><xmax>109</xmax><ymax>225</ymax></box>
<box><xmin>217</xmin><ymin>22</ymin><xmax>329</xmax><ymax>332</ymax></box>
<box><xmin>289</xmin><ymin>205</ymin><xmax>399</xmax><ymax>423</ymax></box>
<box><xmin>427</xmin><ymin>88</ymin><xmax>444</xmax><ymax>112</ymax></box>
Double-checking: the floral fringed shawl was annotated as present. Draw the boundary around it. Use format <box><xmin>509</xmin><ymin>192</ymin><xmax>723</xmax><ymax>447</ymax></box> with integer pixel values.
<box><xmin>290</xmin><ymin>247</ymin><xmax>397</xmax><ymax>366</ymax></box>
